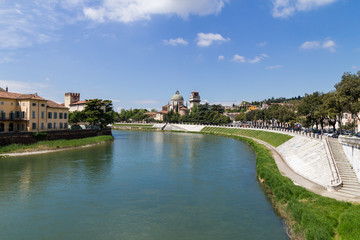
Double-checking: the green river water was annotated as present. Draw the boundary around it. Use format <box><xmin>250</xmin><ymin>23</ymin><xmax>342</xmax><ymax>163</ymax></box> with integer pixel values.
<box><xmin>0</xmin><ymin>130</ymin><xmax>288</xmax><ymax>239</ymax></box>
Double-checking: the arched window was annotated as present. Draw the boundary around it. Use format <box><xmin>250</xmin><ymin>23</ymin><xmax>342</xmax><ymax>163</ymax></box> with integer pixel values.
<box><xmin>9</xmin><ymin>123</ymin><xmax>14</xmax><ymax>132</ymax></box>
<box><xmin>0</xmin><ymin>123</ymin><xmax>4</xmax><ymax>132</ymax></box>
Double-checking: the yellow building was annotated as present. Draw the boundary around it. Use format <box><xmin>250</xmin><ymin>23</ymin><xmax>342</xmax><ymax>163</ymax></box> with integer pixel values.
<box><xmin>247</xmin><ymin>106</ymin><xmax>257</xmax><ymax>111</ymax></box>
<box><xmin>0</xmin><ymin>87</ymin><xmax>69</xmax><ymax>132</ymax></box>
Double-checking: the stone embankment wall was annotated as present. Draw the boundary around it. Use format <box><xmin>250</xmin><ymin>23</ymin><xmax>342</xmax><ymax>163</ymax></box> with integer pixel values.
<box><xmin>0</xmin><ymin>128</ymin><xmax>112</xmax><ymax>146</ymax></box>
<box><xmin>341</xmin><ymin>138</ymin><xmax>360</xmax><ymax>182</ymax></box>
<box><xmin>276</xmin><ymin>136</ymin><xmax>335</xmax><ymax>189</ymax></box>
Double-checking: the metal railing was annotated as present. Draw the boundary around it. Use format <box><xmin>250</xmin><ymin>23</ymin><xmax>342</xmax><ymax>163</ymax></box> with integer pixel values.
<box><xmin>324</xmin><ymin>137</ymin><xmax>342</xmax><ymax>189</ymax></box>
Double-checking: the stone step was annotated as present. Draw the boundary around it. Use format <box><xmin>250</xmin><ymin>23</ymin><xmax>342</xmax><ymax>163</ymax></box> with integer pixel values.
<box><xmin>337</xmin><ymin>188</ymin><xmax>360</xmax><ymax>196</ymax></box>
<box><xmin>342</xmin><ymin>183</ymin><xmax>360</xmax><ymax>187</ymax></box>
<box><xmin>334</xmin><ymin>190</ymin><xmax>360</xmax><ymax>198</ymax></box>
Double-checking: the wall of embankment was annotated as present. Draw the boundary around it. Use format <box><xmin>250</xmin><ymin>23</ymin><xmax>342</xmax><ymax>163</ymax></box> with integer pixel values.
<box><xmin>0</xmin><ymin>128</ymin><xmax>112</xmax><ymax>146</ymax></box>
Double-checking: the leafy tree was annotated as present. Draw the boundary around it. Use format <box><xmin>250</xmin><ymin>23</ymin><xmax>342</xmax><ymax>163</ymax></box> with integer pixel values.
<box><xmin>84</xmin><ymin>99</ymin><xmax>115</xmax><ymax>128</ymax></box>
<box><xmin>69</xmin><ymin>111</ymin><xmax>86</xmax><ymax>125</ymax></box>
<box><xmin>335</xmin><ymin>72</ymin><xmax>360</xmax><ymax>132</ymax></box>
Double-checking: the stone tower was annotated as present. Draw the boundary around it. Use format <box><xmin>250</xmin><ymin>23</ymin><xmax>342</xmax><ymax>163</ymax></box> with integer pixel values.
<box><xmin>64</xmin><ymin>93</ymin><xmax>80</xmax><ymax>108</ymax></box>
<box><xmin>189</xmin><ymin>91</ymin><xmax>200</xmax><ymax>110</ymax></box>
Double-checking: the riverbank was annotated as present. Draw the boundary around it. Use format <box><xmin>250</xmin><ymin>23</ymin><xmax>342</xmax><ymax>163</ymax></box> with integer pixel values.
<box><xmin>0</xmin><ymin>135</ymin><xmax>114</xmax><ymax>157</ymax></box>
<box><xmin>113</xmin><ymin>128</ymin><xmax>360</xmax><ymax>240</ymax></box>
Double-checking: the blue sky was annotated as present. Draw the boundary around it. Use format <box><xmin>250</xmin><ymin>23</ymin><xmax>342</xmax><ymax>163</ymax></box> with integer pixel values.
<box><xmin>0</xmin><ymin>0</ymin><xmax>359</xmax><ymax>111</ymax></box>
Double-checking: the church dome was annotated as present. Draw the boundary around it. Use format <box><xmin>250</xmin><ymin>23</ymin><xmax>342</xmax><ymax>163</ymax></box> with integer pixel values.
<box><xmin>171</xmin><ymin>90</ymin><xmax>184</xmax><ymax>101</ymax></box>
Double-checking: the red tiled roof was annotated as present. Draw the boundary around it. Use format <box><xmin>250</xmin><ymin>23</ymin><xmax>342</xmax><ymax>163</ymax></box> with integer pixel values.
<box><xmin>47</xmin><ymin>100</ymin><xmax>69</xmax><ymax>109</ymax></box>
<box><xmin>0</xmin><ymin>92</ymin><xmax>46</xmax><ymax>100</ymax></box>
<box><xmin>70</xmin><ymin>100</ymin><xmax>87</xmax><ymax>106</ymax></box>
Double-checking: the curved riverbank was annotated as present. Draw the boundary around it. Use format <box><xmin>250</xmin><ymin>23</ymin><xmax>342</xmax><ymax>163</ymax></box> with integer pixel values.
<box><xmin>200</xmin><ymin>131</ymin><xmax>360</xmax><ymax>240</ymax></box>
<box><xmin>115</xmin><ymin>127</ymin><xmax>360</xmax><ymax>240</ymax></box>
<box><xmin>0</xmin><ymin>135</ymin><xmax>114</xmax><ymax>157</ymax></box>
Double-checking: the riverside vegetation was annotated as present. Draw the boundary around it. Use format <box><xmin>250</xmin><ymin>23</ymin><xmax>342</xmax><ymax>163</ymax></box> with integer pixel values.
<box><xmin>201</xmin><ymin>127</ymin><xmax>360</xmax><ymax>240</ymax></box>
<box><xmin>0</xmin><ymin>135</ymin><xmax>114</xmax><ymax>154</ymax></box>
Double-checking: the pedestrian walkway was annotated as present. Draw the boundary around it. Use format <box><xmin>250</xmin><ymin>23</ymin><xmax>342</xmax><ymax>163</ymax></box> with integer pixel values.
<box><xmin>328</xmin><ymin>138</ymin><xmax>360</xmax><ymax>199</ymax></box>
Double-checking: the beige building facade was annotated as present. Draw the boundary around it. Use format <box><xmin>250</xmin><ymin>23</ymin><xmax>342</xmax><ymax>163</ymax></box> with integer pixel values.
<box><xmin>0</xmin><ymin>88</ymin><xmax>69</xmax><ymax>133</ymax></box>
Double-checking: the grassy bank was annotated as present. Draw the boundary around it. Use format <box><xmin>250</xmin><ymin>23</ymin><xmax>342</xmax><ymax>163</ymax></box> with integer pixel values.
<box><xmin>0</xmin><ymin>135</ymin><xmax>114</xmax><ymax>154</ymax></box>
<box><xmin>202</xmin><ymin>128</ymin><xmax>360</xmax><ymax>240</ymax></box>
<box><xmin>202</xmin><ymin>127</ymin><xmax>292</xmax><ymax>147</ymax></box>
<box><xmin>112</xmin><ymin>123</ymin><xmax>154</xmax><ymax>128</ymax></box>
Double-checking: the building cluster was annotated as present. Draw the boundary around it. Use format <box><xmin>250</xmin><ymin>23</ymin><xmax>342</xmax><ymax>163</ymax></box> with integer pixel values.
<box><xmin>0</xmin><ymin>87</ymin><xmax>69</xmax><ymax>132</ymax></box>
<box><xmin>146</xmin><ymin>90</ymin><xmax>201</xmax><ymax>121</ymax></box>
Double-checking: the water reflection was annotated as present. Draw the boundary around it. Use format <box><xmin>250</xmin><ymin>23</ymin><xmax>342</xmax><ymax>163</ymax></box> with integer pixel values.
<box><xmin>0</xmin><ymin>130</ymin><xmax>288</xmax><ymax>240</ymax></box>
<box><xmin>0</xmin><ymin>143</ymin><xmax>113</xmax><ymax>202</ymax></box>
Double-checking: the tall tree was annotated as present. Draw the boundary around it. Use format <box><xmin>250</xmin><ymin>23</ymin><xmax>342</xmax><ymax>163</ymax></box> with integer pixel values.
<box><xmin>335</xmin><ymin>72</ymin><xmax>360</xmax><ymax>132</ymax></box>
<box><xmin>84</xmin><ymin>99</ymin><xmax>115</xmax><ymax>128</ymax></box>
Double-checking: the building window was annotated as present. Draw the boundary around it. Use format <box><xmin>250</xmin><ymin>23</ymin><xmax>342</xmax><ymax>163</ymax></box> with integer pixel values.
<box><xmin>41</xmin><ymin>123</ymin><xmax>44</xmax><ymax>130</ymax></box>
<box><xmin>53</xmin><ymin>123</ymin><xmax>56</xmax><ymax>129</ymax></box>
<box><xmin>48</xmin><ymin>112</ymin><xmax>52</xmax><ymax>119</ymax></box>
<box><xmin>1</xmin><ymin>102</ymin><xmax>3</xmax><ymax>105</ymax></box>
<box><xmin>17</xmin><ymin>103</ymin><xmax>19</xmax><ymax>106</ymax></box>
<box><xmin>64</xmin><ymin>113</ymin><xmax>68</xmax><ymax>119</ymax></box>
<box><xmin>22</xmin><ymin>103</ymin><xmax>25</xmax><ymax>106</ymax></box>
<box><xmin>15</xmin><ymin>111</ymin><xmax>20</xmax><ymax>119</ymax></box>
<box><xmin>64</xmin><ymin>123</ymin><xmax>68</xmax><ymax>129</ymax></box>
<box><xmin>0</xmin><ymin>111</ymin><xmax>5</xmax><ymax>120</ymax></box>
<box><xmin>32</xmin><ymin>123</ymin><xmax>36</xmax><ymax>130</ymax></box>
<box><xmin>17</xmin><ymin>124</ymin><xmax>20</xmax><ymax>131</ymax></box>
<box><xmin>22</xmin><ymin>111</ymin><xmax>25</xmax><ymax>118</ymax></box>
<box><xmin>32</xmin><ymin>103</ymin><xmax>36</xmax><ymax>106</ymax></box>
<box><xmin>32</xmin><ymin>111</ymin><xmax>36</xmax><ymax>119</ymax></box>
<box><xmin>41</xmin><ymin>111</ymin><xmax>44</xmax><ymax>119</ymax></box>
<box><xmin>54</xmin><ymin>112</ymin><xmax>57</xmax><ymax>119</ymax></box>
<box><xmin>59</xmin><ymin>113</ymin><xmax>63</xmax><ymax>119</ymax></box>
<box><xmin>9</xmin><ymin>111</ymin><xmax>14</xmax><ymax>120</ymax></box>
<box><xmin>41</xmin><ymin>104</ymin><xmax>45</xmax><ymax>107</ymax></box>
<box><xmin>60</xmin><ymin>123</ymin><xmax>63</xmax><ymax>129</ymax></box>
<box><xmin>48</xmin><ymin>123</ymin><xmax>52</xmax><ymax>129</ymax></box>
<box><xmin>21</xmin><ymin>124</ymin><xmax>24</xmax><ymax>131</ymax></box>
<box><xmin>11</xmin><ymin>102</ymin><xmax>13</xmax><ymax>106</ymax></box>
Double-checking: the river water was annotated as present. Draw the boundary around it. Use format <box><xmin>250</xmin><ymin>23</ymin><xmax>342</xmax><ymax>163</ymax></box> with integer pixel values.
<box><xmin>0</xmin><ymin>130</ymin><xmax>288</xmax><ymax>240</ymax></box>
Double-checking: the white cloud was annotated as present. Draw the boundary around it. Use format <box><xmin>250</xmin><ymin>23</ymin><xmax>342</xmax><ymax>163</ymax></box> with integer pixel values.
<box><xmin>231</xmin><ymin>54</ymin><xmax>246</xmax><ymax>63</ymax></box>
<box><xmin>249</xmin><ymin>53</ymin><xmax>268</xmax><ymax>64</ymax></box>
<box><xmin>352</xmin><ymin>66</ymin><xmax>358</xmax><ymax>70</ymax></box>
<box><xmin>218</xmin><ymin>55</ymin><xmax>225</xmax><ymax>60</ymax></box>
<box><xmin>196</xmin><ymin>33</ymin><xmax>230</xmax><ymax>47</ymax></box>
<box><xmin>322</xmin><ymin>40</ymin><xmax>336</xmax><ymax>52</ymax></box>
<box><xmin>232</xmin><ymin>53</ymin><xmax>268</xmax><ymax>64</ymax></box>
<box><xmin>0</xmin><ymin>1</ymin><xmax>84</xmax><ymax>49</ymax></box>
<box><xmin>300</xmin><ymin>39</ymin><xmax>337</xmax><ymax>52</ymax></box>
<box><xmin>163</xmin><ymin>38</ymin><xmax>188</xmax><ymax>46</ymax></box>
<box><xmin>272</xmin><ymin>0</ymin><xmax>337</xmax><ymax>18</ymax></box>
<box><xmin>257</xmin><ymin>41</ymin><xmax>268</xmax><ymax>47</ymax></box>
<box><xmin>0</xmin><ymin>79</ymin><xmax>51</xmax><ymax>93</ymax></box>
<box><xmin>300</xmin><ymin>41</ymin><xmax>321</xmax><ymax>50</ymax></box>
<box><xmin>267</xmin><ymin>65</ymin><xmax>284</xmax><ymax>70</ymax></box>
<box><xmin>83</xmin><ymin>0</ymin><xmax>228</xmax><ymax>23</ymax></box>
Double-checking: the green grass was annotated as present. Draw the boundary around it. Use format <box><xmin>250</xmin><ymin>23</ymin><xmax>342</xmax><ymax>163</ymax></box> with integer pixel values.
<box><xmin>201</xmin><ymin>127</ymin><xmax>293</xmax><ymax>147</ymax></box>
<box><xmin>202</xmin><ymin>129</ymin><xmax>360</xmax><ymax>240</ymax></box>
<box><xmin>112</xmin><ymin>123</ymin><xmax>153</xmax><ymax>128</ymax></box>
<box><xmin>0</xmin><ymin>135</ymin><xmax>114</xmax><ymax>154</ymax></box>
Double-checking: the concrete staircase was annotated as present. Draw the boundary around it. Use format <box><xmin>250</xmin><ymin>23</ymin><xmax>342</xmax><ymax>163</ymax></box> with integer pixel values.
<box><xmin>328</xmin><ymin>138</ymin><xmax>360</xmax><ymax>198</ymax></box>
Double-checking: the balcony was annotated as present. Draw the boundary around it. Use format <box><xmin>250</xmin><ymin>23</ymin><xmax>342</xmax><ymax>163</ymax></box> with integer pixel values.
<box><xmin>0</xmin><ymin>117</ymin><xmax>27</xmax><ymax>121</ymax></box>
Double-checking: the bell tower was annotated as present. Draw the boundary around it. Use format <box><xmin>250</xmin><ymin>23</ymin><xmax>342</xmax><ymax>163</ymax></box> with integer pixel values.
<box><xmin>189</xmin><ymin>91</ymin><xmax>200</xmax><ymax>110</ymax></box>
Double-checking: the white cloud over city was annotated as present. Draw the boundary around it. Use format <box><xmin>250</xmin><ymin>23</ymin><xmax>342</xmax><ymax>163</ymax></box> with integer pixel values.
<box><xmin>272</xmin><ymin>0</ymin><xmax>338</xmax><ymax>18</ymax></box>
<box><xmin>231</xmin><ymin>54</ymin><xmax>269</xmax><ymax>64</ymax></box>
<box><xmin>300</xmin><ymin>39</ymin><xmax>337</xmax><ymax>52</ymax></box>
<box><xmin>163</xmin><ymin>38</ymin><xmax>188</xmax><ymax>46</ymax></box>
<box><xmin>83</xmin><ymin>0</ymin><xmax>228</xmax><ymax>23</ymax></box>
<box><xmin>197</xmin><ymin>33</ymin><xmax>230</xmax><ymax>47</ymax></box>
